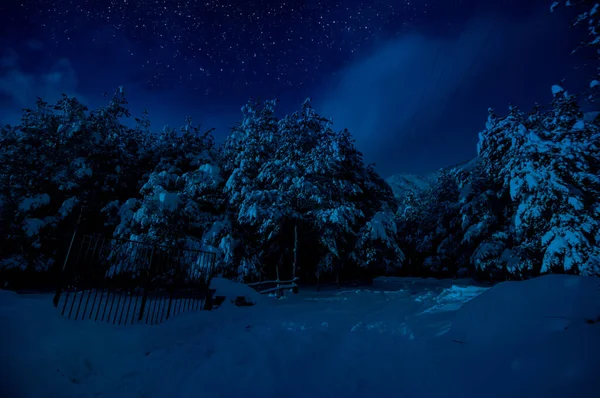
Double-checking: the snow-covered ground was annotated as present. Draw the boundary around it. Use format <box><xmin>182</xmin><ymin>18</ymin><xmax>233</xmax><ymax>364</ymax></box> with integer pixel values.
<box><xmin>1</xmin><ymin>275</ymin><xmax>600</xmax><ymax>398</ymax></box>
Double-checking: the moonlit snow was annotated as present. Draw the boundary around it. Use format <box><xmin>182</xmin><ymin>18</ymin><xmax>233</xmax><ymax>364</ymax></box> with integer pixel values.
<box><xmin>2</xmin><ymin>275</ymin><xmax>599</xmax><ymax>397</ymax></box>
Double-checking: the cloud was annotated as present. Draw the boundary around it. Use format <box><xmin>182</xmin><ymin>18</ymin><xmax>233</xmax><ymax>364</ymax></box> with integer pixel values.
<box><xmin>314</xmin><ymin>10</ymin><xmax>579</xmax><ymax>176</ymax></box>
<box><xmin>0</xmin><ymin>49</ymin><xmax>83</xmax><ymax>107</ymax></box>
<box><xmin>0</xmin><ymin>47</ymin><xmax>87</xmax><ymax>125</ymax></box>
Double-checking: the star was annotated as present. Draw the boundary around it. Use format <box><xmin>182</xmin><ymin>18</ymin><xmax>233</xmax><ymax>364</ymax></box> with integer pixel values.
<box><xmin>2</xmin><ymin>0</ymin><xmax>432</xmax><ymax>96</ymax></box>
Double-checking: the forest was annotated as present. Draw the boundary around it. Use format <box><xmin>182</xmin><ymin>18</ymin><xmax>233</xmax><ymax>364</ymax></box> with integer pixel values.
<box><xmin>1</xmin><ymin>84</ymin><xmax>598</xmax><ymax>288</ymax></box>
<box><xmin>0</xmin><ymin>1</ymin><xmax>599</xmax><ymax>287</ymax></box>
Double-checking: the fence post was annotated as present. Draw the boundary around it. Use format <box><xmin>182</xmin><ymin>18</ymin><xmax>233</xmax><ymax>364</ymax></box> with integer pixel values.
<box><xmin>137</xmin><ymin>244</ymin><xmax>155</xmax><ymax>322</ymax></box>
<box><xmin>276</xmin><ymin>262</ymin><xmax>281</xmax><ymax>297</ymax></box>
<box><xmin>292</xmin><ymin>224</ymin><xmax>298</xmax><ymax>293</ymax></box>
<box><xmin>53</xmin><ymin>207</ymin><xmax>83</xmax><ymax>307</ymax></box>
<box><xmin>203</xmin><ymin>253</ymin><xmax>217</xmax><ymax>311</ymax></box>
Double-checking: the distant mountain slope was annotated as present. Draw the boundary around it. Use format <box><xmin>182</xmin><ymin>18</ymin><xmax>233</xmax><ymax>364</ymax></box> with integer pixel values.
<box><xmin>386</xmin><ymin>157</ymin><xmax>477</xmax><ymax>201</ymax></box>
<box><xmin>385</xmin><ymin>173</ymin><xmax>435</xmax><ymax>200</ymax></box>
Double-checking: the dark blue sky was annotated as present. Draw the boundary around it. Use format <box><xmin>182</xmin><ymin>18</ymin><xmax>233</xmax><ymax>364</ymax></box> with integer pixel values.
<box><xmin>0</xmin><ymin>0</ymin><xmax>593</xmax><ymax>177</ymax></box>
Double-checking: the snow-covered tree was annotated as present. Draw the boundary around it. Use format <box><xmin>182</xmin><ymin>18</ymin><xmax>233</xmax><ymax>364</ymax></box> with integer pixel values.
<box><xmin>475</xmin><ymin>88</ymin><xmax>600</xmax><ymax>276</ymax></box>
<box><xmin>111</xmin><ymin>119</ymin><xmax>226</xmax><ymax>260</ymax></box>
<box><xmin>395</xmin><ymin>168</ymin><xmax>463</xmax><ymax>276</ymax></box>
<box><xmin>352</xmin><ymin>208</ymin><xmax>404</xmax><ymax>274</ymax></box>
<box><xmin>295</xmin><ymin>114</ymin><xmax>366</xmax><ymax>278</ymax></box>
<box><xmin>278</xmin><ymin>103</ymin><xmax>403</xmax><ymax>280</ymax></box>
<box><xmin>468</xmin><ymin>106</ymin><xmax>528</xmax><ymax>278</ymax></box>
<box><xmin>219</xmin><ymin>99</ymin><xmax>280</xmax><ymax>279</ymax></box>
<box><xmin>0</xmin><ymin>89</ymin><xmax>151</xmax><ymax>273</ymax></box>
<box><xmin>220</xmin><ymin>98</ymin><xmax>403</xmax><ymax>282</ymax></box>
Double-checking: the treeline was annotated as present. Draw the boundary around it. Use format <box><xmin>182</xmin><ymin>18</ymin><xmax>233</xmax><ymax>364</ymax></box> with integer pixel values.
<box><xmin>0</xmin><ymin>94</ymin><xmax>402</xmax><ymax>285</ymax></box>
<box><xmin>1</xmin><ymin>86</ymin><xmax>598</xmax><ymax>288</ymax></box>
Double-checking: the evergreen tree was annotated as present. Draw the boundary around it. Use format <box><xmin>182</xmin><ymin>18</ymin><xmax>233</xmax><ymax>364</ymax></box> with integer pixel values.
<box><xmin>219</xmin><ymin>98</ymin><xmax>404</xmax><ymax>281</ymax></box>
<box><xmin>395</xmin><ymin>168</ymin><xmax>462</xmax><ymax>276</ymax></box>
<box><xmin>112</xmin><ymin>119</ymin><xmax>225</xmax><ymax>251</ymax></box>
<box><xmin>0</xmin><ymin>89</ymin><xmax>150</xmax><ymax>273</ymax></box>
<box><xmin>474</xmin><ymin>89</ymin><xmax>600</xmax><ymax>276</ymax></box>
<box><xmin>219</xmin><ymin>99</ymin><xmax>280</xmax><ymax>279</ymax></box>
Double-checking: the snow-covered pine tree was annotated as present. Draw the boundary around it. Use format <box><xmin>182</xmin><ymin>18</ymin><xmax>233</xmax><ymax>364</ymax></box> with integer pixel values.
<box><xmin>468</xmin><ymin>106</ymin><xmax>525</xmax><ymax>278</ymax></box>
<box><xmin>350</xmin><ymin>158</ymin><xmax>404</xmax><ymax>275</ymax></box>
<box><xmin>393</xmin><ymin>187</ymin><xmax>428</xmax><ymax>275</ymax></box>
<box><xmin>305</xmin><ymin>123</ymin><xmax>403</xmax><ymax>280</ymax></box>
<box><xmin>0</xmin><ymin>90</ymin><xmax>150</xmax><ymax>275</ymax></box>
<box><xmin>112</xmin><ymin>118</ymin><xmax>225</xmax><ymax>255</ymax></box>
<box><xmin>514</xmin><ymin>88</ymin><xmax>599</xmax><ymax>275</ymax></box>
<box><xmin>219</xmin><ymin>98</ymin><xmax>336</xmax><ymax>280</ymax></box>
<box><xmin>0</xmin><ymin>96</ymin><xmax>93</xmax><ymax>271</ymax></box>
<box><xmin>423</xmin><ymin>169</ymin><xmax>462</xmax><ymax>274</ymax></box>
<box><xmin>460</xmin><ymin>169</ymin><xmax>515</xmax><ymax>279</ymax></box>
<box><xmin>219</xmin><ymin>99</ymin><xmax>280</xmax><ymax>279</ymax></box>
<box><xmin>252</xmin><ymin>99</ymin><xmax>330</xmax><ymax>279</ymax></box>
<box><xmin>297</xmin><ymin>113</ymin><xmax>367</xmax><ymax>280</ymax></box>
<box><xmin>219</xmin><ymin>98</ymin><xmax>403</xmax><ymax>282</ymax></box>
<box><xmin>84</xmin><ymin>88</ymin><xmax>154</xmax><ymax>220</ymax></box>
<box><xmin>394</xmin><ymin>168</ymin><xmax>462</xmax><ymax>276</ymax></box>
<box><xmin>475</xmin><ymin>90</ymin><xmax>600</xmax><ymax>277</ymax></box>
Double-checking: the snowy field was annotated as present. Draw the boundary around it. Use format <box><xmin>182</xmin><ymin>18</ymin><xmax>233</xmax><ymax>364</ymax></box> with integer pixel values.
<box><xmin>1</xmin><ymin>275</ymin><xmax>600</xmax><ymax>398</ymax></box>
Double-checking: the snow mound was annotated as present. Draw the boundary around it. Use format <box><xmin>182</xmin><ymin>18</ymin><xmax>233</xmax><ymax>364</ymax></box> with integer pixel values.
<box><xmin>443</xmin><ymin>275</ymin><xmax>600</xmax><ymax>397</ymax></box>
<box><xmin>449</xmin><ymin>274</ymin><xmax>600</xmax><ymax>345</ymax></box>
<box><xmin>209</xmin><ymin>277</ymin><xmax>273</xmax><ymax>307</ymax></box>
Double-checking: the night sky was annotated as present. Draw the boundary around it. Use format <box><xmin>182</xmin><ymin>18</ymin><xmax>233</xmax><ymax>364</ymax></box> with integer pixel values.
<box><xmin>0</xmin><ymin>0</ymin><xmax>592</xmax><ymax>177</ymax></box>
